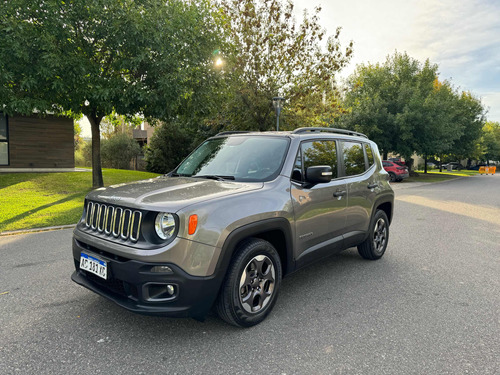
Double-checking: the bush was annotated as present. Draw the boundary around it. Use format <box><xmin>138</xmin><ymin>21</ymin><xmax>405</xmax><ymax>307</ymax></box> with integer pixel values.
<box><xmin>75</xmin><ymin>140</ymin><xmax>92</xmax><ymax>167</ymax></box>
<box><xmin>76</xmin><ymin>135</ymin><xmax>141</xmax><ymax>169</ymax></box>
<box><xmin>145</xmin><ymin>121</ymin><xmax>193</xmax><ymax>173</ymax></box>
<box><xmin>101</xmin><ymin>133</ymin><xmax>142</xmax><ymax>170</ymax></box>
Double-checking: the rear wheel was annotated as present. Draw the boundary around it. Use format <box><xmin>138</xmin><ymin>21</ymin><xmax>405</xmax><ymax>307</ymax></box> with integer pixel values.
<box><xmin>216</xmin><ymin>238</ymin><xmax>282</xmax><ymax>327</ymax></box>
<box><xmin>388</xmin><ymin>172</ymin><xmax>396</xmax><ymax>182</ymax></box>
<box><xmin>358</xmin><ymin>210</ymin><xmax>389</xmax><ymax>260</ymax></box>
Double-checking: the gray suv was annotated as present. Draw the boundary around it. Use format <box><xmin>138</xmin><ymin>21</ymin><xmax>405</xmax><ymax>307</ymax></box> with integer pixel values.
<box><xmin>71</xmin><ymin>127</ymin><xmax>394</xmax><ymax>327</ymax></box>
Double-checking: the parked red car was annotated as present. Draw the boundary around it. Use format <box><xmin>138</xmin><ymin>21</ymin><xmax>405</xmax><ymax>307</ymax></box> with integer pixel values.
<box><xmin>382</xmin><ymin>160</ymin><xmax>409</xmax><ymax>182</ymax></box>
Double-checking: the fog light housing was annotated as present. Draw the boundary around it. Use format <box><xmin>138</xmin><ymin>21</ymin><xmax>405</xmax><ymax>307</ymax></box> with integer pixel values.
<box><xmin>150</xmin><ymin>265</ymin><xmax>173</xmax><ymax>273</ymax></box>
<box><xmin>144</xmin><ymin>283</ymin><xmax>178</xmax><ymax>301</ymax></box>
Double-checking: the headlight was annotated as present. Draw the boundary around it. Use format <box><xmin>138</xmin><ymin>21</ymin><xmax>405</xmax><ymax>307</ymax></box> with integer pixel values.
<box><xmin>155</xmin><ymin>213</ymin><xmax>176</xmax><ymax>240</ymax></box>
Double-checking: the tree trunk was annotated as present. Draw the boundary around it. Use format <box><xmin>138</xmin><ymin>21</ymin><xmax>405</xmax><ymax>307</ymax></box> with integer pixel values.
<box><xmin>424</xmin><ymin>155</ymin><xmax>428</xmax><ymax>174</ymax></box>
<box><xmin>88</xmin><ymin>114</ymin><xmax>104</xmax><ymax>188</ymax></box>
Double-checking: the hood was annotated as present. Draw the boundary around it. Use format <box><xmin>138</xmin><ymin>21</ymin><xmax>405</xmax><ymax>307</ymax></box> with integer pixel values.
<box><xmin>86</xmin><ymin>176</ymin><xmax>264</xmax><ymax>212</ymax></box>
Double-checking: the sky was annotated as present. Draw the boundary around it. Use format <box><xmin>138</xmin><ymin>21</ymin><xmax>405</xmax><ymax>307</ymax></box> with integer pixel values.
<box><xmin>294</xmin><ymin>0</ymin><xmax>500</xmax><ymax>123</ymax></box>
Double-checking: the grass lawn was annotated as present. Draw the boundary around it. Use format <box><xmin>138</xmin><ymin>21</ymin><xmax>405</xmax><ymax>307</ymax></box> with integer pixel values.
<box><xmin>404</xmin><ymin>170</ymin><xmax>479</xmax><ymax>183</ymax></box>
<box><xmin>0</xmin><ymin>169</ymin><xmax>159</xmax><ymax>233</ymax></box>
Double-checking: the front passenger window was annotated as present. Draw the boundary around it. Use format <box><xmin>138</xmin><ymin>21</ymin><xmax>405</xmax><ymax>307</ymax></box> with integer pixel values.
<box><xmin>302</xmin><ymin>140</ymin><xmax>338</xmax><ymax>179</ymax></box>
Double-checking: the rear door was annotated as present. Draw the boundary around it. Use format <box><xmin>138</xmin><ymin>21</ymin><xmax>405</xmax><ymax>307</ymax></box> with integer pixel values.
<box><xmin>340</xmin><ymin>141</ymin><xmax>379</xmax><ymax>247</ymax></box>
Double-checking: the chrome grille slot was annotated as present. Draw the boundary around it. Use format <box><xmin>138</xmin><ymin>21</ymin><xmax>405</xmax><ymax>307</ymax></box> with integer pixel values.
<box><xmin>120</xmin><ymin>209</ymin><xmax>132</xmax><ymax>240</ymax></box>
<box><xmin>112</xmin><ymin>207</ymin><xmax>123</xmax><ymax>237</ymax></box>
<box><xmin>104</xmin><ymin>206</ymin><xmax>114</xmax><ymax>235</ymax></box>
<box><xmin>130</xmin><ymin>211</ymin><xmax>142</xmax><ymax>242</ymax></box>
<box><xmin>85</xmin><ymin>202</ymin><xmax>93</xmax><ymax>227</ymax></box>
<box><xmin>84</xmin><ymin>201</ymin><xmax>142</xmax><ymax>242</ymax></box>
<box><xmin>97</xmin><ymin>204</ymin><xmax>106</xmax><ymax>232</ymax></box>
<box><xmin>91</xmin><ymin>203</ymin><xmax>99</xmax><ymax>230</ymax></box>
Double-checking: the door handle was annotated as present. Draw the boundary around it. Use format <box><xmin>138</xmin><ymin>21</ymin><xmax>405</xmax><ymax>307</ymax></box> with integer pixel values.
<box><xmin>333</xmin><ymin>190</ymin><xmax>346</xmax><ymax>197</ymax></box>
<box><xmin>367</xmin><ymin>183</ymin><xmax>378</xmax><ymax>189</ymax></box>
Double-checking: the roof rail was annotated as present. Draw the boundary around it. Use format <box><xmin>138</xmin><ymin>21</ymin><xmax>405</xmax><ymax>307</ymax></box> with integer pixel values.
<box><xmin>292</xmin><ymin>127</ymin><xmax>368</xmax><ymax>139</ymax></box>
<box><xmin>215</xmin><ymin>131</ymin><xmax>251</xmax><ymax>136</ymax></box>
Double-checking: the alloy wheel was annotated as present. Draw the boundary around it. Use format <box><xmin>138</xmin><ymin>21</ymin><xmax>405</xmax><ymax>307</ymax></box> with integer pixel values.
<box><xmin>239</xmin><ymin>255</ymin><xmax>276</xmax><ymax>313</ymax></box>
<box><xmin>373</xmin><ymin>218</ymin><xmax>387</xmax><ymax>254</ymax></box>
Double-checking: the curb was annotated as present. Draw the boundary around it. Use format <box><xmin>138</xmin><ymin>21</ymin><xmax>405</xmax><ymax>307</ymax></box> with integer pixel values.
<box><xmin>0</xmin><ymin>224</ymin><xmax>76</xmax><ymax>237</ymax></box>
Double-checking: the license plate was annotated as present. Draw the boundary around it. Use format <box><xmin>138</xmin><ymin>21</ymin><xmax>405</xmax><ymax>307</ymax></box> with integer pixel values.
<box><xmin>80</xmin><ymin>252</ymin><xmax>107</xmax><ymax>279</ymax></box>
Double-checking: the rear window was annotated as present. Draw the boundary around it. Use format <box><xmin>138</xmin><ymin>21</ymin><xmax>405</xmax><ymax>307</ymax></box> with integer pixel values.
<box><xmin>341</xmin><ymin>141</ymin><xmax>366</xmax><ymax>176</ymax></box>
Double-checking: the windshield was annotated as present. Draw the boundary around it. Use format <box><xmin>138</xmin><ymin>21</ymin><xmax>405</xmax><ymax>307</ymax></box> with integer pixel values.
<box><xmin>175</xmin><ymin>136</ymin><xmax>290</xmax><ymax>182</ymax></box>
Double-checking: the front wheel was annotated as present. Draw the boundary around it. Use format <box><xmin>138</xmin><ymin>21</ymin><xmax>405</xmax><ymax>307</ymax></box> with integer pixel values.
<box><xmin>215</xmin><ymin>238</ymin><xmax>282</xmax><ymax>327</ymax></box>
<box><xmin>388</xmin><ymin>172</ymin><xmax>396</xmax><ymax>182</ymax></box>
<box><xmin>358</xmin><ymin>210</ymin><xmax>390</xmax><ymax>260</ymax></box>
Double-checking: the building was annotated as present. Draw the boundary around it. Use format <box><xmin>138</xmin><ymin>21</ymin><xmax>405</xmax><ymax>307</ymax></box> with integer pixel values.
<box><xmin>0</xmin><ymin>113</ymin><xmax>74</xmax><ymax>171</ymax></box>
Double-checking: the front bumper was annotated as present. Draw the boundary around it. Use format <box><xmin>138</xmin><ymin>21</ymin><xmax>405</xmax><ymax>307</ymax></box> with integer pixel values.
<box><xmin>71</xmin><ymin>238</ymin><xmax>223</xmax><ymax>319</ymax></box>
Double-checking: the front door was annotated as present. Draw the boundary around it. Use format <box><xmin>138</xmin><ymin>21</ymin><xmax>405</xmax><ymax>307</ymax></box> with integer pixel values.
<box><xmin>291</xmin><ymin>139</ymin><xmax>347</xmax><ymax>267</ymax></box>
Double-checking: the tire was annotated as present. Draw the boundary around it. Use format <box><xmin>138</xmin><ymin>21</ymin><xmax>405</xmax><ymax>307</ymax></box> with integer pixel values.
<box><xmin>357</xmin><ymin>210</ymin><xmax>390</xmax><ymax>260</ymax></box>
<box><xmin>389</xmin><ymin>172</ymin><xmax>396</xmax><ymax>182</ymax></box>
<box><xmin>215</xmin><ymin>238</ymin><xmax>282</xmax><ymax>327</ymax></box>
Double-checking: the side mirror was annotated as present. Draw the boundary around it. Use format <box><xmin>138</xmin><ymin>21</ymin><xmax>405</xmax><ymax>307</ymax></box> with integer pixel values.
<box><xmin>305</xmin><ymin>165</ymin><xmax>333</xmax><ymax>184</ymax></box>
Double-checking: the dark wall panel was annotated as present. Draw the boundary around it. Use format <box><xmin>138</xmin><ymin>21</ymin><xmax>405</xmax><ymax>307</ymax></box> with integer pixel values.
<box><xmin>7</xmin><ymin>115</ymin><xmax>74</xmax><ymax>168</ymax></box>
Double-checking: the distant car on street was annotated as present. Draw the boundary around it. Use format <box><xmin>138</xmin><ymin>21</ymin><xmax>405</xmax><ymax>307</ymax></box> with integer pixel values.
<box><xmin>426</xmin><ymin>162</ymin><xmax>437</xmax><ymax>169</ymax></box>
<box><xmin>383</xmin><ymin>160</ymin><xmax>409</xmax><ymax>182</ymax></box>
<box><xmin>468</xmin><ymin>164</ymin><xmax>487</xmax><ymax>171</ymax></box>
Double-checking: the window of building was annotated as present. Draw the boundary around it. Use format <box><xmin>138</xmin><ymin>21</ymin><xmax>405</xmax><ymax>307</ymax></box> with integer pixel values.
<box><xmin>0</xmin><ymin>114</ymin><xmax>8</xmax><ymax>166</ymax></box>
<box><xmin>342</xmin><ymin>141</ymin><xmax>366</xmax><ymax>176</ymax></box>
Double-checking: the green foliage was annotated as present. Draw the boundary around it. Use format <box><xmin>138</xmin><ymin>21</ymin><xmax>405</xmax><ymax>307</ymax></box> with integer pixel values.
<box><xmin>481</xmin><ymin>121</ymin><xmax>500</xmax><ymax>162</ymax></box>
<box><xmin>0</xmin><ymin>0</ymin><xmax>224</xmax><ymax>187</ymax></box>
<box><xmin>144</xmin><ymin>121</ymin><xmax>194</xmax><ymax>173</ymax></box>
<box><xmin>101</xmin><ymin>134</ymin><xmax>142</xmax><ymax>170</ymax></box>
<box><xmin>218</xmin><ymin>0</ymin><xmax>353</xmax><ymax>131</ymax></box>
<box><xmin>341</xmin><ymin>52</ymin><xmax>485</xmax><ymax>162</ymax></box>
<box><xmin>76</xmin><ymin>135</ymin><xmax>142</xmax><ymax>169</ymax></box>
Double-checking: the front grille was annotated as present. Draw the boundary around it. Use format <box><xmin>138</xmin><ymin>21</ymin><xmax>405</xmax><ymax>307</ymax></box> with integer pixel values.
<box><xmin>85</xmin><ymin>201</ymin><xmax>142</xmax><ymax>242</ymax></box>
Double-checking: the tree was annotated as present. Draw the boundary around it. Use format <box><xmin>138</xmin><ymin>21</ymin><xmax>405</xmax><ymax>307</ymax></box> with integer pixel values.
<box><xmin>481</xmin><ymin>121</ymin><xmax>500</xmax><ymax>163</ymax></box>
<box><xmin>0</xmin><ymin>0</ymin><xmax>224</xmax><ymax>187</ymax></box>
<box><xmin>341</xmin><ymin>52</ymin><xmax>440</xmax><ymax>161</ymax></box>
<box><xmin>219</xmin><ymin>0</ymin><xmax>353</xmax><ymax>131</ymax></box>
<box><xmin>447</xmin><ymin>92</ymin><xmax>486</xmax><ymax>162</ymax></box>
<box><xmin>340</xmin><ymin>52</ymin><xmax>485</xmax><ymax>171</ymax></box>
<box><xmin>144</xmin><ymin>120</ymin><xmax>193</xmax><ymax>173</ymax></box>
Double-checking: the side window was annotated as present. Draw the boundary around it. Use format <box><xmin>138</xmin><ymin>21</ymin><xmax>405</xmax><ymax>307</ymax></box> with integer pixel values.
<box><xmin>302</xmin><ymin>140</ymin><xmax>338</xmax><ymax>179</ymax></box>
<box><xmin>365</xmin><ymin>143</ymin><xmax>374</xmax><ymax>167</ymax></box>
<box><xmin>382</xmin><ymin>161</ymin><xmax>391</xmax><ymax>167</ymax></box>
<box><xmin>342</xmin><ymin>141</ymin><xmax>366</xmax><ymax>176</ymax></box>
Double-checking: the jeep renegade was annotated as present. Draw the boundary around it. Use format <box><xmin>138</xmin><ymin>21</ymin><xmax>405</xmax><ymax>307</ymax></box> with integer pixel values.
<box><xmin>71</xmin><ymin>127</ymin><xmax>394</xmax><ymax>327</ymax></box>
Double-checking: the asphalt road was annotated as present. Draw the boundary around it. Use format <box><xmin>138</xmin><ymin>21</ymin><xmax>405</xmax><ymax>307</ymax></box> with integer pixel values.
<box><xmin>1</xmin><ymin>175</ymin><xmax>499</xmax><ymax>375</ymax></box>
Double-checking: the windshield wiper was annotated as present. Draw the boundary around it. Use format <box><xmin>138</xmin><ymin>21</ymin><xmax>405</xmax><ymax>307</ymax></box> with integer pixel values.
<box><xmin>167</xmin><ymin>172</ymin><xmax>190</xmax><ymax>177</ymax></box>
<box><xmin>193</xmin><ymin>175</ymin><xmax>235</xmax><ymax>181</ymax></box>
